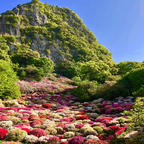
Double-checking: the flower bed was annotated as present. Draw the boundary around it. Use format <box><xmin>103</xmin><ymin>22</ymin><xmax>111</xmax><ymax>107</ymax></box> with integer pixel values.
<box><xmin>0</xmin><ymin>77</ymin><xmax>136</xmax><ymax>143</ymax></box>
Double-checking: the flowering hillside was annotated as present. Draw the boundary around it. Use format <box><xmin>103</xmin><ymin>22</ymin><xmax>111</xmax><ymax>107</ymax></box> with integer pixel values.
<box><xmin>0</xmin><ymin>75</ymin><xmax>143</xmax><ymax>144</ymax></box>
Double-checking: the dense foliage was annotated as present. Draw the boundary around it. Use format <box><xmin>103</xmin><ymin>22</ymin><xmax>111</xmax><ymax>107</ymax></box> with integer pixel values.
<box><xmin>11</xmin><ymin>46</ymin><xmax>54</xmax><ymax>80</ymax></box>
<box><xmin>0</xmin><ymin>60</ymin><xmax>20</xmax><ymax>99</ymax></box>
<box><xmin>117</xmin><ymin>61</ymin><xmax>144</xmax><ymax>75</ymax></box>
<box><xmin>120</xmin><ymin>67</ymin><xmax>144</xmax><ymax>97</ymax></box>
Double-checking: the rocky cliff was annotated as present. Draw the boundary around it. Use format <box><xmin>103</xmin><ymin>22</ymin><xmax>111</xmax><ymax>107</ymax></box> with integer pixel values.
<box><xmin>0</xmin><ymin>0</ymin><xmax>114</xmax><ymax>66</ymax></box>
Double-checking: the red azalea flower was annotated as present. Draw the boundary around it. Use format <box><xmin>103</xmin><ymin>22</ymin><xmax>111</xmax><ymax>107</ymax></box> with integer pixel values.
<box><xmin>39</xmin><ymin>115</ymin><xmax>46</xmax><ymax>118</ymax></box>
<box><xmin>21</xmin><ymin>128</ymin><xmax>30</xmax><ymax>133</ymax></box>
<box><xmin>69</xmin><ymin>136</ymin><xmax>85</xmax><ymax>144</ymax></box>
<box><xmin>29</xmin><ymin>114</ymin><xmax>39</xmax><ymax>120</ymax></box>
<box><xmin>42</xmin><ymin>103</ymin><xmax>52</xmax><ymax>108</ymax></box>
<box><xmin>115</xmin><ymin>130</ymin><xmax>123</xmax><ymax>136</ymax></box>
<box><xmin>96</xmin><ymin>135</ymin><xmax>106</xmax><ymax>140</ymax></box>
<box><xmin>0</xmin><ymin>116</ymin><xmax>7</xmax><ymax>121</ymax></box>
<box><xmin>75</xmin><ymin>123</ymin><xmax>84</xmax><ymax>129</ymax></box>
<box><xmin>76</xmin><ymin>112</ymin><xmax>85</xmax><ymax>115</ymax></box>
<box><xmin>29</xmin><ymin>128</ymin><xmax>46</xmax><ymax>138</ymax></box>
<box><xmin>0</xmin><ymin>128</ymin><xmax>8</xmax><ymax>139</ymax></box>
<box><xmin>107</xmin><ymin>135</ymin><xmax>115</xmax><ymax>141</ymax></box>
<box><xmin>48</xmin><ymin>136</ymin><xmax>60</xmax><ymax>143</ymax></box>
<box><xmin>76</xmin><ymin>115</ymin><xmax>90</xmax><ymax>120</ymax></box>
<box><xmin>109</xmin><ymin>125</ymin><xmax>123</xmax><ymax>132</ymax></box>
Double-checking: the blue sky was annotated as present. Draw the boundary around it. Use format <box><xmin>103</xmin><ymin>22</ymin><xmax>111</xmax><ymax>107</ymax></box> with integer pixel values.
<box><xmin>0</xmin><ymin>0</ymin><xmax>144</xmax><ymax>63</ymax></box>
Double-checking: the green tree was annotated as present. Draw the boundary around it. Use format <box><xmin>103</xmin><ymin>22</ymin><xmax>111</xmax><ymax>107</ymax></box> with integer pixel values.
<box><xmin>79</xmin><ymin>61</ymin><xmax>111</xmax><ymax>83</ymax></box>
<box><xmin>0</xmin><ymin>60</ymin><xmax>21</xmax><ymax>99</ymax></box>
<box><xmin>32</xmin><ymin>57</ymin><xmax>54</xmax><ymax>76</ymax></box>
<box><xmin>0</xmin><ymin>35</ymin><xmax>11</xmax><ymax>62</ymax></box>
<box><xmin>117</xmin><ymin>61</ymin><xmax>144</xmax><ymax>75</ymax></box>
<box><xmin>121</xmin><ymin>67</ymin><xmax>144</xmax><ymax>96</ymax></box>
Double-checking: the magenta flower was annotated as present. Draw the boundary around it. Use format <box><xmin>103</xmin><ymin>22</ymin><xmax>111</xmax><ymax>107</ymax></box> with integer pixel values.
<box><xmin>68</xmin><ymin>136</ymin><xmax>85</xmax><ymax>144</ymax></box>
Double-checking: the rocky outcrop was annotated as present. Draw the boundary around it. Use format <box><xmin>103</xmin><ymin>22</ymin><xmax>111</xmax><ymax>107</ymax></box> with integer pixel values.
<box><xmin>0</xmin><ymin>0</ymin><xmax>114</xmax><ymax>65</ymax></box>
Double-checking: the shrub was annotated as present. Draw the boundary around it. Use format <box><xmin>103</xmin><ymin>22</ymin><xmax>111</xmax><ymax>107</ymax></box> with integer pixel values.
<box><xmin>32</xmin><ymin>57</ymin><xmax>54</xmax><ymax>75</ymax></box>
<box><xmin>121</xmin><ymin>68</ymin><xmax>144</xmax><ymax>96</ymax></box>
<box><xmin>122</xmin><ymin>97</ymin><xmax>144</xmax><ymax>131</ymax></box>
<box><xmin>6</xmin><ymin>128</ymin><xmax>27</xmax><ymax>141</ymax></box>
<box><xmin>84</xmin><ymin>139</ymin><xmax>109</xmax><ymax>144</ymax></box>
<box><xmin>42</xmin><ymin>103</ymin><xmax>52</xmax><ymax>108</ymax></box>
<box><xmin>79</xmin><ymin>61</ymin><xmax>111</xmax><ymax>83</ymax></box>
<box><xmin>21</xmin><ymin>128</ymin><xmax>30</xmax><ymax>133</ymax></box>
<box><xmin>24</xmin><ymin>135</ymin><xmax>38</xmax><ymax>143</ymax></box>
<box><xmin>72</xmin><ymin>80</ymin><xmax>98</xmax><ymax>101</ymax></box>
<box><xmin>93</xmin><ymin>81</ymin><xmax>129</xmax><ymax>100</ymax></box>
<box><xmin>25</xmin><ymin>65</ymin><xmax>42</xmax><ymax>81</ymax></box>
<box><xmin>29</xmin><ymin>128</ymin><xmax>46</xmax><ymax>138</ymax></box>
<box><xmin>133</xmin><ymin>85</ymin><xmax>144</xmax><ymax>97</ymax></box>
<box><xmin>45</xmin><ymin>127</ymin><xmax>57</xmax><ymax>135</ymax></box>
<box><xmin>72</xmin><ymin>80</ymin><xmax>129</xmax><ymax>101</ymax></box>
<box><xmin>12</xmin><ymin>47</ymin><xmax>54</xmax><ymax>80</ymax></box>
<box><xmin>55</xmin><ymin>61</ymin><xmax>80</xmax><ymax>79</ymax></box>
<box><xmin>117</xmin><ymin>61</ymin><xmax>144</xmax><ymax>75</ymax></box>
<box><xmin>93</xmin><ymin>126</ymin><xmax>103</xmax><ymax>134</ymax></box>
<box><xmin>0</xmin><ymin>60</ymin><xmax>21</xmax><ymax>99</ymax></box>
<box><xmin>68</xmin><ymin>136</ymin><xmax>85</xmax><ymax>144</ymax></box>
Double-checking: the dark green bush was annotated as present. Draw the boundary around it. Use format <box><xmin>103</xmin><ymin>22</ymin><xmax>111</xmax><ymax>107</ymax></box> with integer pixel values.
<box><xmin>117</xmin><ymin>61</ymin><xmax>144</xmax><ymax>75</ymax></box>
<box><xmin>92</xmin><ymin>81</ymin><xmax>129</xmax><ymax>100</ymax></box>
<box><xmin>32</xmin><ymin>57</ymin><xmax>54</xmax><ymax>75</ymax></box>
<box><xmin>110</xmin><ymin>137</ymin><xmax>144</xmax><ymax>144</ymax></box>
<box><xmin>133</xmin><ymin>85</ymin><xmax>144</xmax><ymax>97</ymax></box>
<box><xmin>11</xmin><ymin>46</ymin><xmax>54</xmax><ymax>80</ymax></box>
<box><xmin>0</xmin><ymin>60</ymin><xmax>21</xmax><ymax>99</ymax></box>
<box><xmin>25</xmin><ymin>65</ymin><xmax>42</xmax><ymax>81</ymax></box>
<box><xmin>72</xmin><ymin>80</ymin><xmax>98</xmax><ymax>101</ymax></box>
<box><xmin>72</xmin><ymin>80</ymin><xmax>129</xmax><ymax>101</ymax></box>
<box><xmin>121</xmin><ymin>68</ymin><xmax>144</xmax><ymax>96</ymax></box>
<box><xmin>55</xmin><ymin>61</ymin><xmax>80</xmax><ymax>79</ymax></box>
<box><xmin>11</xmin><ymin>48</ymin><xmax>40</xmax><ymax>66</ymax></box>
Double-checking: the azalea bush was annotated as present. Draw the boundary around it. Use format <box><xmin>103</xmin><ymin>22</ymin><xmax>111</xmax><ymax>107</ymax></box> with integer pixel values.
<box><xmin>17</xmin><ymin>76</ymin><xmax>76</xmax><ymax>94</ymax></box>
<box><xmin>122</xmin><ymin>97</ymin><xmax>144</xmax><ymax>131</ymax></box>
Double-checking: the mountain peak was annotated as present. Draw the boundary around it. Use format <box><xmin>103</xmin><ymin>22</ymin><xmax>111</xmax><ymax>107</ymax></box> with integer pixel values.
<box><xmin>31</xmin><ymin>0</ymin><xmax>40</xmax><ymax>3</ymax></box>
<box><xmin>0</xmin><ymin>0</ymin><xmax>114</xmax><ymax>66</ymax></box>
